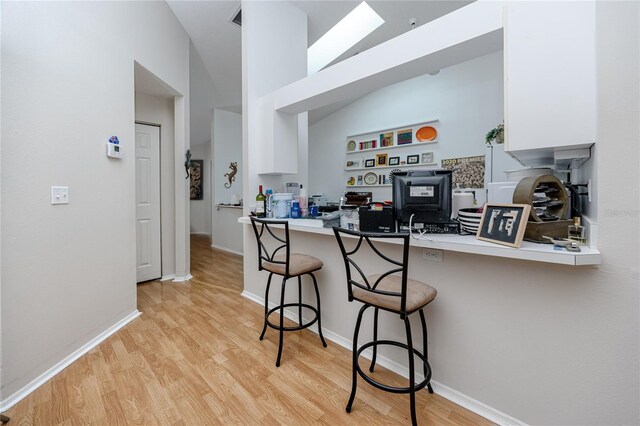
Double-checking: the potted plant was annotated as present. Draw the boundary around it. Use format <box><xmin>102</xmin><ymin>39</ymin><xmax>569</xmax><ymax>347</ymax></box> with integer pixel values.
<box><xmin>485</xmin><ymin>123</ymin><xmax>504</xmax><ymax>145</ymax></box>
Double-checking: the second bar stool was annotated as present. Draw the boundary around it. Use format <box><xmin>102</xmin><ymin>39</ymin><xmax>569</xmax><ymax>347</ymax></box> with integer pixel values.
<box><xmin>250</xmin><ymin>217</ymin><xmax>327</xmax><ymax>367</ymax></box>
<box><xmin>333</xmin><ymin>227</ymin><xmax>437</xmax><ymax>426</ymax></box>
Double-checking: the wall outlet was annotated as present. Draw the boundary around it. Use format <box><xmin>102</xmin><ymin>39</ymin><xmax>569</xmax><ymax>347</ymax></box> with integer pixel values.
<box><xmin>422</xmin><ymin>248</ymin><xmax>443</xmax><ymax>262</ymax></box>
<box><xmin>51</xmin><ymin>186</ymin><xmax>69</xmax><ymax>205</ymax></box>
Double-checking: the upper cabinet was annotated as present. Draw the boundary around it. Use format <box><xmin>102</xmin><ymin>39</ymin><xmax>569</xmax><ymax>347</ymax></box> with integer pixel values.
<box><xmin>504</xmin><ymin>1</ymin><xmax>596</xmax><ymax>166</ymax></box>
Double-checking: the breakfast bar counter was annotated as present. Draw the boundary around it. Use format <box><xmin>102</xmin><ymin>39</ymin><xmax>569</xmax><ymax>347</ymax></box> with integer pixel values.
<box><xmin>238</xmin><ymin>217</ymin><xmax>601</xmax><ymax>266</ymax></box>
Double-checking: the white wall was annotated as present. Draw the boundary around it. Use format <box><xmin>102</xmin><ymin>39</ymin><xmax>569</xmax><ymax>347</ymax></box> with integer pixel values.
<box><xmin>0</xmin><ymin>1</ymin><xmax>190</xmax><ymax>402</ymax></box>
<box><xmin>189</xmin><ymin>41</ymin><xmax>219</xmax><ymax>147</ymax></box>
<box><xmin>188</xmin><ymin>37</ymin><xmax>220</xmax><ymax>238</ymax></box>
<box><xmin>213</xmin><ymin>109</ymin><xmax>243</xmax><ymax>204</ymax></box>
<box><xmin>135</xmin><ymin>93</ymin><xmax>176</xmax><ymax>277</ymax></box>
<box><xmin>309</xmin><ymin>51</ymin><xmax>520</xmax><ymax>204</ymax></box>
<box><xmin>189</xmin><ymin>143</ymin><xmax>212</xmax><ymax>235</ymax></box>
<box><xmin>241</xmin><ymin>0</ymin><xmax>308</xmax><ymax>214</ymax></box>
<box><xmin>212</xmin><ymin>109</ymin><xmax>243</xmax><ymax>254</ymax></box>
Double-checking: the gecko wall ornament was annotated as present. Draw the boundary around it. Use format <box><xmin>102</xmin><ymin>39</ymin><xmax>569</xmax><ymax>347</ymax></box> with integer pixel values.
<box><xmin>224</xmin><ymin>162</ymin><xmax>238</xmax><ymax>188</ymax></box>
<box><xmin>184</xmin><ymin>149</ymin><xmax>192</xmax><ymax>179</ymax></box>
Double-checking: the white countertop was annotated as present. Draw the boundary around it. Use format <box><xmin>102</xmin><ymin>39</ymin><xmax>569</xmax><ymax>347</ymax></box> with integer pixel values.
<box><xmin>216</xmin><ymin>204</ymin><xmax>244</xmax><ymax>210</ymax></box>
<box><xmin>238</xmin><ymin>216</ymin><xmax>602</xmax><ymax>266</ymax></box>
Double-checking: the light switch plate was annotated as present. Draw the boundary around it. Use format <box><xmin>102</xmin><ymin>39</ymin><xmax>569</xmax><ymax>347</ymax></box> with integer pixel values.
<box><xmin>51</xmin><ymin>186</ymin><xmax>69</xmax><ymax>205</ymax></box>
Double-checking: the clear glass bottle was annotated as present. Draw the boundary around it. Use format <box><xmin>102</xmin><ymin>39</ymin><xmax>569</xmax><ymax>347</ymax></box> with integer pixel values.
<box><xmin>568</xmin><ymin>216</ymin><xmax>586</xmax><ymax>245</ymax></box>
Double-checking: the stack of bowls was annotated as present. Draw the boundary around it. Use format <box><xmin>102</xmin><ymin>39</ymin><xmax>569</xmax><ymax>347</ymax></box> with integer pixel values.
<box><xmin>457</xmin><ymin>207</ymin><xmax>483</xmax><ymax>234</ymax></box>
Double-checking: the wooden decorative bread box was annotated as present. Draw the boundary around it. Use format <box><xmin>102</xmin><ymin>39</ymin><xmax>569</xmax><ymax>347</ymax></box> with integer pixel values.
<box><xmin>512</xmin><ymin>174</ymin><xmax>572</xmax><ymax>242</ymax></box>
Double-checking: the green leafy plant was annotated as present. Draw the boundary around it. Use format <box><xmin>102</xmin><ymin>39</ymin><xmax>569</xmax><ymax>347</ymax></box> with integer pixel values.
<box><xmin>485</xmin><ymin>123</ymin><xmax>504</xmax><ymax>145</ymax></box>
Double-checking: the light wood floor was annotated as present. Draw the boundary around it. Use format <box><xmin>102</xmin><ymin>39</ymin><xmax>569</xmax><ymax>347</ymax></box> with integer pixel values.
<box><xmin>6</xmin><ymin>235</ymin><xmax>493</xmax><ymax>425</ymax></box>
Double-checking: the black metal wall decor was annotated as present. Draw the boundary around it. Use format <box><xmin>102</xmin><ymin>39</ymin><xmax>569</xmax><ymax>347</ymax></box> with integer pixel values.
<box><xmin>184</xmin><ymin>149</ymin><xmax>192</xmax><ymax>179</ymax></box>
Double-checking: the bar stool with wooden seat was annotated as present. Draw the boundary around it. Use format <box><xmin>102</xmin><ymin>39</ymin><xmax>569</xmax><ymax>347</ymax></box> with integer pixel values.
<box><xmin>250</xmin><ymin>217</ymin><xmax>327</xmax><ymax>367</ymax></box>
<box><xmin>333</xmin><ymin>227</ymin><xmax>437</xmax><ymax>426</ymax></box>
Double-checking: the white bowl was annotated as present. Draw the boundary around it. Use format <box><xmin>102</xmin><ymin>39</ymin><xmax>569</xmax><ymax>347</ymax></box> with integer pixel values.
<box><xmin>458</xmin><ymin>218</ymin><xmax>481</xmax><ymax>227</ymax></box>
<box><xmin>457</xmin><ymin>208</ymin><xmax>483</xmax><ymax>219</ymax></box>
<box><xmin>458</xmin><ymin>216</ymin><xmax>481</xmax><ymax>223</ymax></box>
<box><xmin>461</xmin><ymin>226</ymin><xmax>478</xmax><ymax>234</ymax></box>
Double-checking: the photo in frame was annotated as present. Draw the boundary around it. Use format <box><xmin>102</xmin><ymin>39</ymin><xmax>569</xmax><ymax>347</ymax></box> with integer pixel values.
<box><xmin>476</xmin><ymin>203</ymin><xmax>531</xmax><ymax>248</ymax></box>
<box><xmin>389</xmin><ymin>156</ymin><xmax>400</xmax><ymax>166</ymax></box>
<box><xmin>379</xmin><ymin>132</ymin><xmax>394</xmax><ymax>147</ymax></box>
<box><xmin>376</xmin><ymin>153</ymin><xmax>388</xmax><ymax>166</ymax></box>
<box><xmin>422</xmin><ymin>152</ymin><xmax>434</xmax><ymax>164</ymax></box>
<box><xmin>189</xmin><ymin>160</ymin><xmax>204</xmax><ymax>200</ymax></box>
<box><xmin>345</xmin><ymin>159</ymin><xmax>360</xmax><ymax>168</ymax></box>
<box><xmin>365</xmin><ymin>159</ymin><xmax>375</xmax><ymax>168</ymax></box>
<box><xmin>397</xmin><ymin>129</ymin><xmax>413</xmax><ymax>145</ymax></box>
<box><xmin>407</xmin><ymin>154</ymin><xmax>419</xmax><ymax>165</ymax></box>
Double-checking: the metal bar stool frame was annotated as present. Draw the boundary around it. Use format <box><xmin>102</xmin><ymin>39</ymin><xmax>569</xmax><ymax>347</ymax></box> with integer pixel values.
<box><xmin>333</xmin><ymin>226</ymin><xmax>435</xmax><ymax>426</ymax></box>
<box><xmin>251</xmin><ymin>217</ymin><xmax>327</xmax><ymax>367</ymax></box>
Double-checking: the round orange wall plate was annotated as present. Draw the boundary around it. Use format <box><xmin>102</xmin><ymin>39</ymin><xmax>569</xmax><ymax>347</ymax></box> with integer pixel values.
<box><xmin>416</xmin><ymin>126</ymin><xmax>437</xmax><ymax>142</ymax></box>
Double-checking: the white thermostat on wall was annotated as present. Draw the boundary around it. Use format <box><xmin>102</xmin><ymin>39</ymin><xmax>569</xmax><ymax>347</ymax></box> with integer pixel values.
<box><xmin>107</xmin><ymin>135</ymin><xmax>123</xmax><ymax>159</ymax></box>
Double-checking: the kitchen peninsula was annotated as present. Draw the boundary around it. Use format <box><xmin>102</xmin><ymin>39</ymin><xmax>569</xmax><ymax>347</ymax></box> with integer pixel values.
<box><xmin>239</xmin><ymin>1</ymin><xmax>639</xmax><ymax>425</ymax></box>
<box><xmin>238</xmin><ymin>216</ymin><xmax>601</xmax><ymax>266</ymax></box>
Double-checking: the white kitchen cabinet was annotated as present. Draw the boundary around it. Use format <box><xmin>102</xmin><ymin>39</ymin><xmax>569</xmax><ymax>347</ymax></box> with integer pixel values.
<box><xmin>504</xmin><ymin>1</ymin><xmax>596</xmax><ymax>166</ymax></box>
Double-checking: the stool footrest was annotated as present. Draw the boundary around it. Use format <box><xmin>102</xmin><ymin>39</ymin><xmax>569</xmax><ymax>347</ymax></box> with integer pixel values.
<box><xmin>356</xmin><ymin>340</ymin><xmax>432</xmax><ymax>394</ymax></box>
<box><xmin>266</xmin><ymin>303</ymin><xmax>319</xmax><ymax>332</ymax></box>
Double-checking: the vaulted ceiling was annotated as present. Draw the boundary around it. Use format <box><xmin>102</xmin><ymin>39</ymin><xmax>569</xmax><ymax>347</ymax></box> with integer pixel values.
<box><xmin>167</xmin><ymin>1</ymin><xmax>472</xmax><ymax>123</ymax></box>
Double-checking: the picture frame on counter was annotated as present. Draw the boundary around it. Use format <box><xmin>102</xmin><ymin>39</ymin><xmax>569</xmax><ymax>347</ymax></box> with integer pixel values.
<box><xmin>476</xmin><ymin>203</ymin><xmax>531</xmax><ymax>248</ymax></box>
<box><xmin>365</xmin><ymin>159</ymin><xmax>375</xmax><ymax>168</ymax></box>
<box><xmin>407</xmin><ymin>154</ymin><xmax>419</xmax><ymax>165</ymax></box>
<box><xmin>389</xmin><ymin>156</ymin><xmax>400</xmax><ymax>166</ymax></box>
<box><xmin>376</xmin><ymin>153</ymin><xmax>388</xmax><ymax>166</ymax></box>
<box><xmin>422</xmin><ymin>152</ymin><xmax>434</xmax><ymax>164</ymax></box>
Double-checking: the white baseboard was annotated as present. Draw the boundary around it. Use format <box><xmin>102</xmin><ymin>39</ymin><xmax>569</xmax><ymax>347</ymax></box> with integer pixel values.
<box><xmin>190</xmin><ymin>232</ymin><xmax>211</xmax><ymax>236</ymax></box>
<box><xmin>160</xmin><ymin>274</ymin><xmax>175</xmax><ymax>281</ymax></box>
<box><xmin>173</xmin><ymin>274</ymin><xmax>193</xmax><ymax>283</ymax></box>
<box><xmin>0</xmin><ymin>310</ymin><xmax>142</xmax><ymax>412</ymax></box>
<box><xmin>211</xmin><ymin>244</ymin><xmax>244</xmax><ymax>256</ymax></box>
<box><xmin>240</xmin><ymin>290</ymin><xmax>525</xmax><ymax>426</ymax></box>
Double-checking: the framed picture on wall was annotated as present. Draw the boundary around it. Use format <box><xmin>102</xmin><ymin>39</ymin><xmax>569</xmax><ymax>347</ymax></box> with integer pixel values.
<box><xmin>421</xmin><ymin>152</ymin><xmax>434</xmax><ymax>164</ymax></box>
<box><xmin>365</xmin><ymin>159</ymin><xmax>375</xmax><ymax>168</ymax></box>
<box><xmin>376</xmin><ymin>153</ymin><xmax>388</xmax><ymax>166</ymax></box>
<box><xmin>397</xmin><ymin>129</ymin><xmax>413</xmax><ymax>145</ymax></box>
<box><xmin>189</xmin><ymin>160</ymin><xmax>204</xmax><ymax>200</ymax></box>
<box><xmin>476</xmin><ymin>203</ymin><xmax>531</xmax><ymax>248</ymax></box>
<box><xmin>389</xmin><ymin>156</ymin><xmax>400</xmax><ymax>166</ymax></box>
<box><xmin>345</xmin><ymin>159</ymin><xmax>360</xmax><ymax>168</ymax></box>
<box><xmin>407</xmin><ymin>154</ymin><xmax>419</xmax><ymax>165</ymax></box>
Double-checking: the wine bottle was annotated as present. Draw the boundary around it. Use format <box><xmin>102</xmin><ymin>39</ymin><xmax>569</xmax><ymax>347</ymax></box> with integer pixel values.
<box><xmin>255</xmin><ymin>185</ymin><xmax>266</xmax><ymax>217</ymax></box>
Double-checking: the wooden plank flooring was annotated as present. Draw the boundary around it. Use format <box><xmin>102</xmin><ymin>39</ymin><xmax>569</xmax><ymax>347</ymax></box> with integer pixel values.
<box><xmin>6</xmin><ymin>235</ymin><xmax>493</xmax><ymax>425</ymax></box>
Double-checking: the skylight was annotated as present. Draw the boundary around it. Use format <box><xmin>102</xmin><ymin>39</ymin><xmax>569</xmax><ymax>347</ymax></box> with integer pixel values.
<box><xmin>307</xmin><ymin>2</ymin><xmax>384</xmax><ymax>75</ymax></box>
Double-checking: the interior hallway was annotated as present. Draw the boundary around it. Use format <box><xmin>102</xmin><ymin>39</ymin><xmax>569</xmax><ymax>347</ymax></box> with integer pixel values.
<box><xmin>6</xmin><ymin>235</ymin><xmax>491</xmax><ymax>425</ymax></box>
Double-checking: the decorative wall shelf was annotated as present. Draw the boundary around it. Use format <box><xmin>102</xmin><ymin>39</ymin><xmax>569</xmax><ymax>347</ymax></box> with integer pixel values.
<box><xmin>345</xmin><ymin>119</ymin><xmax>439</xmax><ymax>154</ymax></box>
<box><xmin>345</xmin><ymin>162</ymin><xmax>437</xmax><ymax>172</ymax></box>
<box><xmin>346</xmin><ymin>140</ymin><xmax>438</xmax><ymax>155</ymax></box>
<box><xmin>344</xmin><ymin>119</ymin><xmax>441</xmax><ymax>194</ymax></box>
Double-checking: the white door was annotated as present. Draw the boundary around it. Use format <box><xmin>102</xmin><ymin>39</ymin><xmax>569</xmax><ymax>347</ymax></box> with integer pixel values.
<box><xmin>135</xmin><ymin>124</ymin><xmax>161</xmax><ymax>282</ymax></box>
